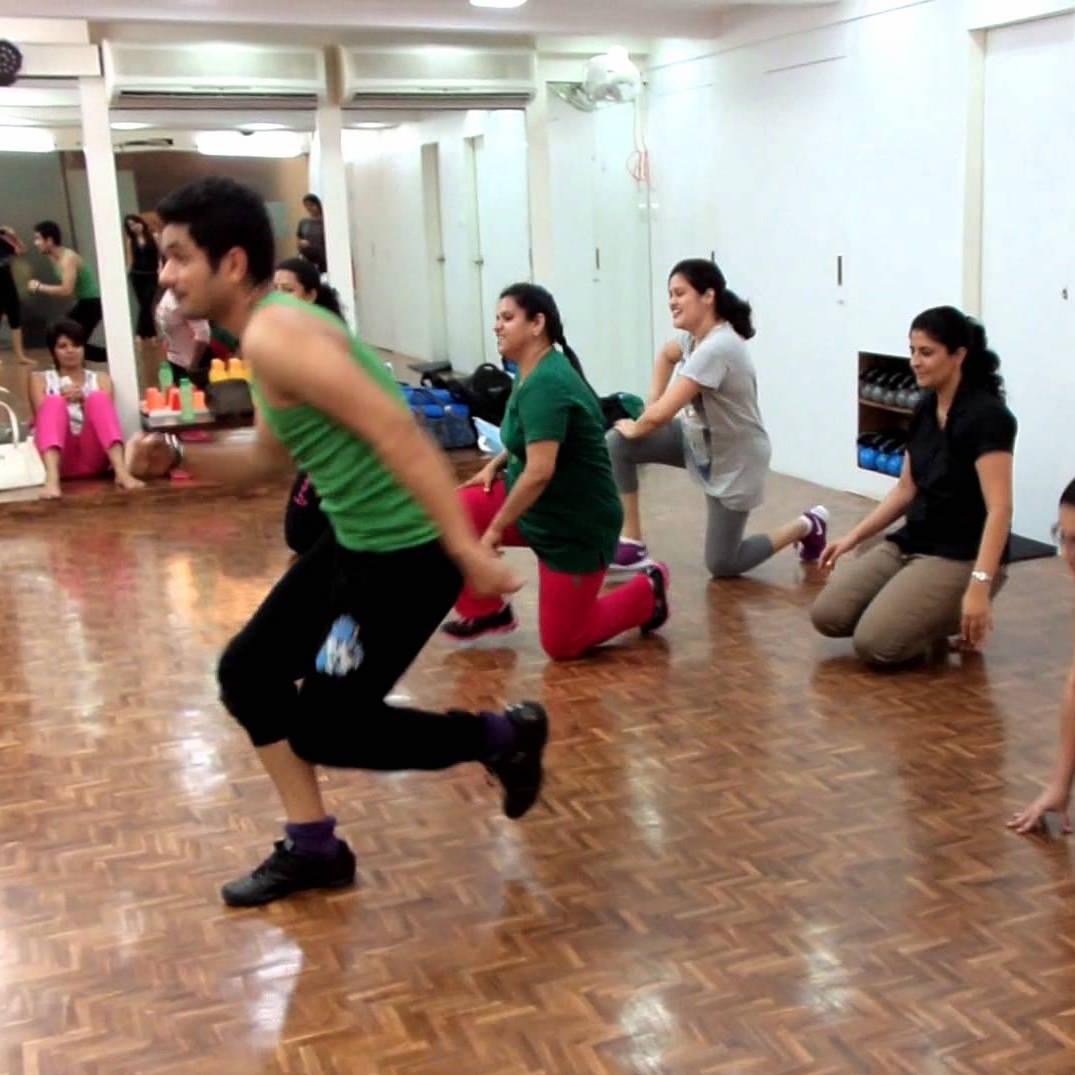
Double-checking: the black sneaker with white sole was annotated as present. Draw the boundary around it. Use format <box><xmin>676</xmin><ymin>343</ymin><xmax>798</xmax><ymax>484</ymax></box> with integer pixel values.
<box><xmin>221</xmin><ymin>838</ymin><xmax>356</xmax><ymax>907</ymax></box>
<box><xmin>441</xmin><ymin>604</ymin><xmax>518</xmax><ymax>642</ymax></box>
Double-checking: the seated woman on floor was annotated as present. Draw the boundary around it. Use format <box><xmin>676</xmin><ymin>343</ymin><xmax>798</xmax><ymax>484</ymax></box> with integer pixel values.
<box><xmin>29</xmin><ymin>319</ymin><xmax>144</xmax><ymax>499</ymax></box>
<box><xmin>810</xmin><ymin>306</ymin><xmax>1016</xmax><ymax>666</ymax></box>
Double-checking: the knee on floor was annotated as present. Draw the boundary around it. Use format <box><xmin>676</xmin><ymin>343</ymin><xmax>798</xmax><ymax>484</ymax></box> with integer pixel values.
<box><xmin>851</xmin><ymin>623</ymin><xmax>923</xmax><ymax>667</ymax></box>
<box><xmin>808</xmin><ymin>597</ymin><xmax>854</xmax><ymax>639</ymax></box>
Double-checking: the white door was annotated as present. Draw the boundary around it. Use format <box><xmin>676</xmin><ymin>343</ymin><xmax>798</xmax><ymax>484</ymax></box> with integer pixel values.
<box><xmin>472</xmin><ymin>111</ymin><xmax>532</xmax><ymax>366</ymax></box>
<box><xmin>421</xmin><ymin>142</ymin><xmax>449</xmax><ymax>364</ymax></box>
<box><xmin>981</xmin><ymin>13</ymin><xmax>1075</xmax><ymax>541</ymax></box>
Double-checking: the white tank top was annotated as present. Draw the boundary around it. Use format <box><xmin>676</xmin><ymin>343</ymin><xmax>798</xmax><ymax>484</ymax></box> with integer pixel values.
<box><xmin>44</xmin><ymin>368</ymin><xmax>99</xmax><ymax>435</ymax></box>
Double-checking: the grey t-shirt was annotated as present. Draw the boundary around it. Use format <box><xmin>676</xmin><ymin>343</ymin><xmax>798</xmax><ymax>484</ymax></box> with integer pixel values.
<box><xmin>674</xmin><ymin>323</ymin><xmax>771</xmax><ymax>510</ymax></box>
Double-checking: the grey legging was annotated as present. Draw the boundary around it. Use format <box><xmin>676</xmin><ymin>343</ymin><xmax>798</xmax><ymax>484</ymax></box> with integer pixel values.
<box><xmin>606</xmin><ymin>422</ymin><xmax>774</xmax><ymax>578</ymax></box>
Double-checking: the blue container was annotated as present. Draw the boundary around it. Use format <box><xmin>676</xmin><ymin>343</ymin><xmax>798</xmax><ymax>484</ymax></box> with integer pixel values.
<box><xmin>859</xmin><ymin>446</ymin><xmax>877</xmax><ymax>470</ymax></box>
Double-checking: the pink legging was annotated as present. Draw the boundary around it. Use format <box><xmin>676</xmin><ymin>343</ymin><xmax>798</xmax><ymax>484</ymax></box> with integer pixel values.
<box><xmin>455</xmin><ymin>481</ymin><xmax>657</xmax><ymax>661</ymax></box>
<box><xmin>34</xmin><ymin>391</ymin><xmax>123</xmax><ymax>479</ymax></box>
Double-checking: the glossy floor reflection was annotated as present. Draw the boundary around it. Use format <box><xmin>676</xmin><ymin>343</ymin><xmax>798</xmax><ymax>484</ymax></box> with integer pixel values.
<box><xmin>2</xmin><ymin>469</ymin><xmax>1075</xmax><ymax>1074</ymax></box>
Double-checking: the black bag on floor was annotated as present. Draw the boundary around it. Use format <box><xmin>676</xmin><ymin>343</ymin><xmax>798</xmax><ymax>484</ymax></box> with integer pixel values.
<box><xmin>423</xmin><ymin>362</ymin><xmax>514</xmax><ymax>426</ymax></box>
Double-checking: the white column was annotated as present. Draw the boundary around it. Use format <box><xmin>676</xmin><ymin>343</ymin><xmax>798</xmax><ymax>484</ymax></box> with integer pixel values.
<box><xmin>525</xmin><ymin>77</ymin><xmax>555</xmax><ymax>284</ymax></box>
<box><xmin>79</xmin><ymin>75</ymin><xmax>139</xmax><ymax>434</ymax></box>
<box><xmin>312</xmin><ymin>104</ymin><xmax>357</xmax><ymax>332</ymax></box>
<box><xmin>961</xmin><ymin>30</ymin><xmax>987</xmax><ymax>317</ymax></box>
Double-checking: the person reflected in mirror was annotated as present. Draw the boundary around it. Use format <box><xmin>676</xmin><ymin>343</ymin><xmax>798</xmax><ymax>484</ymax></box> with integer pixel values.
<box><xmin>0</xmin><ymin>223</ymin><xmax>32</xmax><ymax>366</ymax></box>
<box><xmin>28</xmin><ymin>220</ymin><xmax>106</xmax><ymax>363</ymax></box>
<box><xmin>296</xmin><ymin>193</ymin><xmax>326</xmax><ymax>274</ymax></box>
<box><xmin>123</xmin><ymin>214</ymin><xmax>160</xmax><ymax>357</ymax></box>
<box><xmin>29</xmin><ymin>318</ymin><xmax>144</xmax><ymax>499</ymax></box>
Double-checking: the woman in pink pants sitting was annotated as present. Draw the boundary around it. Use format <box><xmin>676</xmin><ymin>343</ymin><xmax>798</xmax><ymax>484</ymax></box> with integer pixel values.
<box><xmin>440</xmin><ymin>283</ymin><xmax>669</xmax><ymax>660</ymax></box>
<box><xmin>29</xmin><ymin>318</ymin><xmax>144</xmax><ymax>499</ymax></box>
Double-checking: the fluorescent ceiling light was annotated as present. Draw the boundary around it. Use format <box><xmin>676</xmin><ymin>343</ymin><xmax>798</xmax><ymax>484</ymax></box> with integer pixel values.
<box><xmin>195</xmin><ymin>130</ymin><xmax>304</xmax><ymax>158</ymax></box>
<box><xmin>470</xmin><ymin>0</ymin><xmax>528</xmax><ymax>7</ymax></box>
<box><xmin>352</xmin><ymin>122</ymin><xmax>395</xmax><ymax>130</ymax></box>
<box><xmin>240</xmin><ymin>122</ymin><xmax>286</xmax><ymax>131</ymax></box>
<box><xmin>111</xmin><ymin>121</ymin><xmax>152</xmax><ymax>131</ymax></box>
<box><xmin>0</xmin><ymin>127</ymin><xmax>56</xmax><ymax>152</ymax></box>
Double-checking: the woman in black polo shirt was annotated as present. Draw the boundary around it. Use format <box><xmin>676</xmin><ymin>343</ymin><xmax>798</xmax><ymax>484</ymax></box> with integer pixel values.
<box><xmin>811</xmin><ymin>306</ymin><xmax>1016</xmax><ymax>665</ymax></box>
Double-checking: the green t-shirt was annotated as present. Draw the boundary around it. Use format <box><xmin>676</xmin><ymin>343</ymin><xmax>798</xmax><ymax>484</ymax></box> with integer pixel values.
<box><xmin>501</xmin><ymin>349</ymin><xmax>623</xmax><ymax>574</ymax></box>
<box><xmin>251</xmin><ymin>292</ymin><xmax>438</xmax><ymax>554</ymax></box>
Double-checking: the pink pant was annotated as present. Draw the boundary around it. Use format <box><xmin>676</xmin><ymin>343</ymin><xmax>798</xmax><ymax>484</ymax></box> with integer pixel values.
<box><xmin>34</xmin><ymin>391</ymin><xmax>123</xmax><ymax>479</ymax></box>
<box><xmin>455</xmin><ymin>481</ymin><xmax>657</xmax><ymax>661</ymax></box>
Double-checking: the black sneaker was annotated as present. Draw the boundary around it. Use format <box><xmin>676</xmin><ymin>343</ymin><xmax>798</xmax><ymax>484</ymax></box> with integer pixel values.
<box><xmin>221</xmin><ymin>838</ymin><xmax>356</xmax><ymax>907</ymax></box>
<box><xmin>442</xmin><ymin>604</ymin><xmax>518</xmax><ymax>642</ymax></box>
<box><xmin>641</xmin><ymin>562</ymin><xmax>670</xmax><ymax>634</ymax></box>
<box><xmin>485</xmin><ymin>701</ymin><xmax>548</xmax><ymax>820</ymax></box>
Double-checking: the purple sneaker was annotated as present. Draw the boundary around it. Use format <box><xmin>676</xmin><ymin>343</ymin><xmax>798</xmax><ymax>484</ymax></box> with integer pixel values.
<box><xmin>798</xmin><ymin>505</ymin><xmax>830</xmax><ymax>562</ymax></box>
<box><xmin>609</xmin><ymin>538</ymin><xmax>653</xmax><ymax>573</ymax></box>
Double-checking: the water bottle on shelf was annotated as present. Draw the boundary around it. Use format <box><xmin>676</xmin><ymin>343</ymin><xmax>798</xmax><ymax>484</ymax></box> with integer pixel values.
<box><xmin>179</xmin><ymin>378</ymin><xmax>194</xmax><ymax>422</ymax></box>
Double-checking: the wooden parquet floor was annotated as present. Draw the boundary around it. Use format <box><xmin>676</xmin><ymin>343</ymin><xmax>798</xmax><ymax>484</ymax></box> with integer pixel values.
<box><xmin>2</xmin><ymin>466</ymin><xmax>1075</xmax><ymax>1075</ymax></box>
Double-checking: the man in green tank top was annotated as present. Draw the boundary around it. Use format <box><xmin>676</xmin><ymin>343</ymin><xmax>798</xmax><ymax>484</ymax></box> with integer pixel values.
<box><xmin>29</xmin><ymin>219</ymin><xmax>105</xmax><ymax>362</ymax></box>
<box><xmin>126</xmin><ymin>177</ymin><xmax>548</xmax><ymax>907</ymax></box>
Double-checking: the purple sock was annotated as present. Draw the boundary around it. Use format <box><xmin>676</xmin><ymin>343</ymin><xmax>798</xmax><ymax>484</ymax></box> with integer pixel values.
<box><xmin>284</xmin><ymin>815</ymin><xmax>340</xmax><ymax>858</ymax></box>
<box><xmin>481</xmin><ymin>710</ymin><xmax>516</xmax><ymax>758</ymax></box>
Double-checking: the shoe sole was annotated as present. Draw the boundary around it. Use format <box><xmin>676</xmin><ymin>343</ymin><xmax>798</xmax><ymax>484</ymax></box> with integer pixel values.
<box><xmin>607</xmin><ymin>558</ymin><xmax>654</xmax><ymax>573</ymax></box>
<box><xmin>443</xmin><ymin>621</ymin><xmax>518</xmax><ymax>645</ymax></box>
<box><xmin>222</xmin><ymin>872</ymin><xmax>356</xmax><ymax>908</ymax></box>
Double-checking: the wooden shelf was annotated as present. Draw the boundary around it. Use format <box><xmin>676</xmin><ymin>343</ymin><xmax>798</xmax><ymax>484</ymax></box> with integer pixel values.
<box><xmin>859</xmin><ymin>399</ymin><xmax>913</xmax><ymax>417</ymax></box>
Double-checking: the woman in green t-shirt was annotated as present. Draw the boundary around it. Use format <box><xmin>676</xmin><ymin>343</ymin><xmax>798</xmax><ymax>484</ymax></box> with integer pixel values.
<box><xmin>442</xmin><ymin>283</ymin><xmax>669</xmax><ymax>660</ymax></box>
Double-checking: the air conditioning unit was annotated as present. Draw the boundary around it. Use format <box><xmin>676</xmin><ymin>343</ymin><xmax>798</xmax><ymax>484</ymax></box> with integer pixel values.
<box><xmin>338</xmin><ymin>46</ymin><xmax>535</xmax><ymax>111</ymax></box>
<box><xmin>102</xmin><ymin>41</ymin><xmax>327</xmax><ymax>110</ymax></box>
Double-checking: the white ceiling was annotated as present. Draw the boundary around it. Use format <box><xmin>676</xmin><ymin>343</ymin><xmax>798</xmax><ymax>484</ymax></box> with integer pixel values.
<box><xmin>4</xmin><ymin>0</ymin><xmax>829</xmax><ymax>40</ymax></box>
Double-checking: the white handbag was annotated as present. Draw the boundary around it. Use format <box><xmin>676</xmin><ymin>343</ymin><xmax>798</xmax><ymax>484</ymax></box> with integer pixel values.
<box><xmin>0</xmin><ymin>387</ymin><xmax>46</xmax><ymax>491</ymax></box>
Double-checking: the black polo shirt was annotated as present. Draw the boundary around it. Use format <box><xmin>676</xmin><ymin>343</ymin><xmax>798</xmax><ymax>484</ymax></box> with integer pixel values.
<box><xmin>887</xmin><ymin>383</ymin><xmax>1016</xmax><ymax>561</ymax></box>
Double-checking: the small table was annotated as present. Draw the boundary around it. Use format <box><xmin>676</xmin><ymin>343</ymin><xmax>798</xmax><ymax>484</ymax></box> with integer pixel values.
<box><xmin>140</xmin><ymin>412</ymin><xmax>254</xmax><ymax>433</ymax></box>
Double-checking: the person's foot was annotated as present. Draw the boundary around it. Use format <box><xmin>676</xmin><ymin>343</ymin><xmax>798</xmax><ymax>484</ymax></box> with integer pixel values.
<box><xmin>115</xmin><ymin>472</ymin><xmax>146</xmax><ymax>492</ymax></box>
<box><xmin>484</xmin><ymin>701</ymin><xmax>548</xmax><ymax>820</ymax></box>
<box><xmin>442</xmin><ymin>604</ymin><xmax>517</xmax><ymax>643</ymax></box>
<box><xmin>797</xmin><ymin>505</ymin><xmax>830</xmax><ymax>562</ymax></box>
<box><xmin>609</xmin><ymin>538</ymin><xmax>652</xmax><ymax>572</ymax></box>
<box><xmin>221</xmin><ymin>838</ymin><xmax>356</xmax><ymax>907</ymax></box>
<box><xmin>40</xmin><ymin>480</ymin><xmax>62</xmax><ymax>500</ymax></box>
<box><xmin>16</xmin><ymin>354</ymin><xmax>35</xmax><ymax>368</ymax></box>
<box><xmin>641</xmin><ymin>561</ymin><xmax>670</xmax><ymax>634</ymax></box>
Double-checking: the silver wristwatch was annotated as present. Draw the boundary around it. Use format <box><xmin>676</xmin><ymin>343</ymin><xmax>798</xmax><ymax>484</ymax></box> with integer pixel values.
<box><xmin>970</xmin><ymin>570</ymin><xmax>992</xmax><ymax>584</ymax></box>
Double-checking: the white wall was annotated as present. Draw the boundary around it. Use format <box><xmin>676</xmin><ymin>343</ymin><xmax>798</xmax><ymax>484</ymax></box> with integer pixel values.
<box><xmin>344</xmin><ymin>109</ymin><xmax>530</xmax><ymax>372</ymax></box>
<box><xmin>645</xmin><ymin>0</ymin><xmax>975</xmax><ymax>500</ymax></box>
<box><xmin>981</xmin><ymin>12</ymin><xmax>1075</xmax><ymax>540</ymax></box>
<box><xmin>547</xmin><ymin>94</ymin><xmax>653</xmax><ymax>397</ymax></box>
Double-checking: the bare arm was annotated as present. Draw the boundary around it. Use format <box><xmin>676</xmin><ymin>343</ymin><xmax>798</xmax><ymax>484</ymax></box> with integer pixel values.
<box><xmin>98</xmin><ymin>371</ymin><xmax>115</xmax><ymax>401</ymax></box>
<box><xmin>821</xmin><ymin>456</ymin><xmax>917</xmax><ymax>570</ymax></box>
<box><xmin>1009</xmin><ymin>652</ymin><xmax>1075</xmax><ymax>834</ymax></box>
<box><xmin>178</xmin><ymin>413</ymin><xmax>294</xmax><ymax>486</ymax></box>
<box><xmin>28</xmin><ymin>373</ymin><xmax>47</xmax><ymax>417</ymax></box>
<box><xmin>34</xmin><ymin>252</ymin><xmax>78</xmax><ymax>297</ymax></box>
<box><xmin>485</xmin><ymin>441</ymin><xmax>557</xmax><ymax>541</ymax></box>
<box><xmin>647</xmin><ymin>339</ymin><xmax>683</xmax><ymax>405</ymax></box>
<box><xmin>631</xmin><ymin>375</ymin><xmax>699</xmax><ymax>438</ymax></box>
<box><xmin>971</xmin><ymin>452</ymin><xmax>1013</xmax><ymax>582</ymax></box>
<box><xmin>959</xmin><ymin>451</ymin><xmax>1014</xmax><ymax>649</ymax></box>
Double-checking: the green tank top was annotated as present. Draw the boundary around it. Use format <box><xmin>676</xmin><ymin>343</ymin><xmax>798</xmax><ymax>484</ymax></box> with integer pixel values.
<box><xmin>74</xmin><ymin>258</ymin><xmax>98</xmax><ymax>300</ymax></box>
<box><xmin>251</xmin><ymin>292</ymin><xmax>438</xmax><ymax>554</ymax></box>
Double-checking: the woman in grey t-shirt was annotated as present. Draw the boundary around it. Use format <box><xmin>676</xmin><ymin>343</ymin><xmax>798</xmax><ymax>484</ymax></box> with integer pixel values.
<box><xmin>606</xmin><ymin>258</ymin><xmax>828</xmax><ymax>577</ymax></box>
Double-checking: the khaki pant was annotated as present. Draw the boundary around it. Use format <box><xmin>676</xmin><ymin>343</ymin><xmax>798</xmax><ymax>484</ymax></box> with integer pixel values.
<box><xmin>809</xmin><ymin>541</ymin><xmax>1006</xmax><ymax>666</ymax></box>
